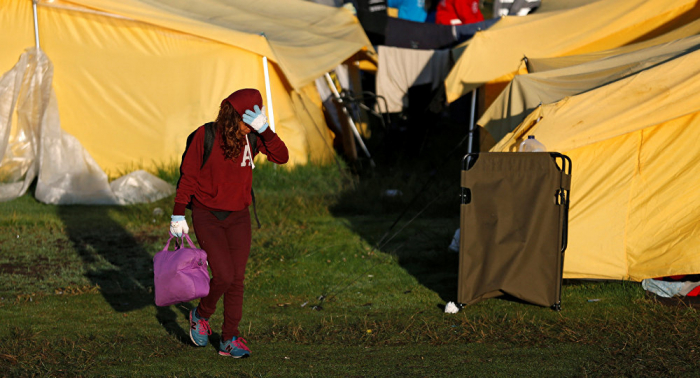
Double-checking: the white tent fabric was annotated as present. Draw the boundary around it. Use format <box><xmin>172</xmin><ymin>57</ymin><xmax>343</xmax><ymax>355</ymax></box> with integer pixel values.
<box><xmin>0</xmin><ymin>48</ymin><xmax>173</xmax><ymax>205</ymax></box>
<box><xmin>375</xmin><ymin>45</ymin><xmax>452</xmax><ymax>113</ymax></box>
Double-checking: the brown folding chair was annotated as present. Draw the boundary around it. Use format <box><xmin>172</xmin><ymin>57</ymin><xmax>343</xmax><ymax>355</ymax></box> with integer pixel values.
<box><xmin>458</xmin><ymin>152</ymin><xmax>571</xmax><ymax>310</ymax></box>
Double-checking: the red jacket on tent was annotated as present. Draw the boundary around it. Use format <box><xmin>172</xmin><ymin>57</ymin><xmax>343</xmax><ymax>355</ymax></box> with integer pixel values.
<box><xmin>435</xmin><ymin>0</ymin><xmax>484</xmax><ymax>25</ymax></box>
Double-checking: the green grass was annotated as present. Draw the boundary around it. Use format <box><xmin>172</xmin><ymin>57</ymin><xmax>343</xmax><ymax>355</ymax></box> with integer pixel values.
<box><xmin>1</xmin><ymin>160</ymin><xmax>700</xmax><ymax>377</ymax></box>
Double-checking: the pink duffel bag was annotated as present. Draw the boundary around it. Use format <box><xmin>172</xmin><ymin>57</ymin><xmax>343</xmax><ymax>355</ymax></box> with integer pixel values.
<box><xmin>153</xmin><ymin>234</ymin><xmax>210</xmax><ymax>306</ymax></box>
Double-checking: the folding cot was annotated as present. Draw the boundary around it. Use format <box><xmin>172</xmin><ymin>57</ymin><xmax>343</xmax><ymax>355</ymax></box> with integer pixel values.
<box><xmin>458</xmin><ymin>152</ymin><xmax>571</xmax><ymax>310</ymax></box>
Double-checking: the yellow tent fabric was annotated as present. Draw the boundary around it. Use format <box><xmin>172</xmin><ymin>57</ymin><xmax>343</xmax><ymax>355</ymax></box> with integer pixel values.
<box><xmin>1</xmin><ymin>0</ymin><xmax>372</xmax><ymax>173</ymax></box>
<box><xmin>526</xmin><ymin>17</ymin><xmax>700</xmax><ymax>72</ymax></box>
<box><xmin>445</xmin><ymin>0</ymin><xmax>700</xmax><ymax>103</ymax></box>
<box><xmin>480</xmin><ymin>34</ymin><xmax>700</xmax><ymax>142</ymax></box>
<box><xmin>491</xmin><ymin>48</ymin><xmax>700</xmax><ymax>281</ymax></box>
<box><xmin>55</xmin><ymin>0</ymin><xmax>372</xmax><ymax>91</ymax></box>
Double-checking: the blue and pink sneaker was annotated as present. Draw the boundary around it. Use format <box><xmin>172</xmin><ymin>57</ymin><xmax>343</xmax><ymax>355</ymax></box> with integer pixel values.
<box><xmin>189</xmin><ymin>308</ymin><xmax>211</xmax><ymax>347</ymax></box>
<box><xmin>219</xmin><ymin>337</ymin><xmax>251</xmax><ymax>358</ymax></box>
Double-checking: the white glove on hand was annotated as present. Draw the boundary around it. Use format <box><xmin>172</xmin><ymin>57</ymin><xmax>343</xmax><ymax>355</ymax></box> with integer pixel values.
<box><xmin>170</xmin><ymin>215</ymin><xmax>189</xmax><ymax>237</ymax></box>
<box><xmin>241</xmin><ymin>105</ymin><xmax>269</xmax><ymax>133</ymax></box>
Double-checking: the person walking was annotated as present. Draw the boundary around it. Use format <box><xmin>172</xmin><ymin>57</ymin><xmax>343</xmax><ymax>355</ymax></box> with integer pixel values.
<box><xmin>170</xmin><ymin>88</ymin><xmax>289</xmax><ymax>358</ymax></box>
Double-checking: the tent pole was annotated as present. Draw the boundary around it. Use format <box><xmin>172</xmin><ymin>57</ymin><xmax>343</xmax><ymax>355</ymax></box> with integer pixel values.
<box><xmin>324</xmin><ymin>72</ymin><xmax>375</xmax><ymax>167</ymax></box>
<box><xmin>467</xmin><ymin>89</ymin><xmax>477</xmax><ymax>154</ymax></box>
<box><xmin>262</xmin><ymin>56</ymin><xmax>276</xmax><ymax>133</ymax></box>
<box><xmin>32</xmin><ymin>0</ymin><xmax>40</xmax><ymax>50</ymax></box>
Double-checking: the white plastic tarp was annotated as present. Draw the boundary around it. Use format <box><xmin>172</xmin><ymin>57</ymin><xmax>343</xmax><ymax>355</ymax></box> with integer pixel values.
<box><xmin>0</xmin><ymin>49</ymin><xmax>173</xmax><ymax>205</ymax></box>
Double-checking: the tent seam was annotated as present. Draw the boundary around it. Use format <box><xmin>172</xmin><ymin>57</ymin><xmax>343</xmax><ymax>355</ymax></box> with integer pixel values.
<box><xmin>623</xmin><ymin>130</ymin><xmax>643</xmax><ymax>281</ymax></box>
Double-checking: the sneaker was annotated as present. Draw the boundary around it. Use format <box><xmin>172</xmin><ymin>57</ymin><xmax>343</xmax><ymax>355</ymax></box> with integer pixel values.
<box><xmin>219</xmin><ymin>337</ymin><xmax>251</xmax><ymax>358</ymax></box>
<box><xmin>189</xmin><ymin>308</ymin><xmax>211</xmax><ymax>347</ymax></box>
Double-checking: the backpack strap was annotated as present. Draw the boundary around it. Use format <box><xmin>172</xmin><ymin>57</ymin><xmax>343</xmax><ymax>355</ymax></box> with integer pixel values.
<box><xmin>250</xmin><ymin>187</ymin><xmax>261</xmax><ymax>229</ymax></box>
<box><xmin>201</xmin><ymin>122</ymin><xmax>216</xmax><ymax>169</ymax></box>
<box><xmin>247</xmin><ymin>132</ymin><xmax>261</xmax><ymax>229</ymax></box>
<box><xmin>248</xmin><ymin>132</ymin><xmax>258</xmax><ymax>155</ymax></box>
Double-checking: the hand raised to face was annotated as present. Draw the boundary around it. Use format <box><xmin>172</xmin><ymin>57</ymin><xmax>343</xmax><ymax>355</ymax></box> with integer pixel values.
<box><xmin>241</xmin><ymin>105</ymin><xmax>269</xmax><ymax>133</ymax></box>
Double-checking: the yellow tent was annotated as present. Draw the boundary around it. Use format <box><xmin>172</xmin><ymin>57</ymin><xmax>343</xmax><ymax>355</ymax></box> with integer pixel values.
<box><xmin>526</xmin><ymin>17</ymin><xmax>700</xmax><ymax>72</ymax></box>
<box><xmin>491</xmin><ymin>47</ymin><xmax>700</xmax><ymax>281</ymax></box>
<box><xmin>444</xmin><ymin>0</ymin><xmax>700</xmax><ymax>103</ymax></box>
<box><xmin>0</xmin><ymin>0</ymin><xmax>372</xmax><ymax>173</ymax></box>
<box><xmin>480</xmin><ymin>33</ymin><xmax>700</xmax><ymax>142</ymax></box>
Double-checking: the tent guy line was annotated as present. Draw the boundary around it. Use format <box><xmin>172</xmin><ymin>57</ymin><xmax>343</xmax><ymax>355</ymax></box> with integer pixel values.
<box><xmin>310</xmin><ymin>129</ymin><xmax>472</xmax><ymax>310</ymax></box>
<box><xmin>311</xmin><ymin>190</ymin><xmax>448</xmax><ymax>311</ymax></box>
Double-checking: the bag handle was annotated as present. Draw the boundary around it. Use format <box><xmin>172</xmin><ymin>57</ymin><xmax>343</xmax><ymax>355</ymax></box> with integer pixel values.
<box><xmin>162</xmin><ymin>233</ymin><xmax>197</xmax><ymax>252</ymax></box>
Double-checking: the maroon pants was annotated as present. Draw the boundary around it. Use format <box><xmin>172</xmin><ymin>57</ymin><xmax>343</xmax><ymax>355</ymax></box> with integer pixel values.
<box><xmin>192</xmin><ymin>206</ymin><xmax>251</xmax><ymax>341</ymax></box>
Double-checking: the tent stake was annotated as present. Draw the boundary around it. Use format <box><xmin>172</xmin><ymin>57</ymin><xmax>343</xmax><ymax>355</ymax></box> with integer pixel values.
<box><xmin>32</xmin><ymin>0</ymin><xmax>40</xmax><ymax>50</ymax></box>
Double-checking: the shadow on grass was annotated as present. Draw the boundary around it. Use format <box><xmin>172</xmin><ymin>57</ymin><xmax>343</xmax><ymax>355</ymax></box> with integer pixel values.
<box><xmin>57</xmin><ymin>205</ymin><xmax>191</xmax><ymax>344</ymax></box>
<box><xmin>329</xmin><ymin>119</ymin><xmax>470</xmax><ymax>305</ymax></box>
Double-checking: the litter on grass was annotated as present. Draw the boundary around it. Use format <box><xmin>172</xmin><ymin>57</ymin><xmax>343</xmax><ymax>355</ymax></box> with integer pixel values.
<box><xmin>445</xmin><ymin>301</ymin><xmax>460</xmax><ymax>314</ymax></box>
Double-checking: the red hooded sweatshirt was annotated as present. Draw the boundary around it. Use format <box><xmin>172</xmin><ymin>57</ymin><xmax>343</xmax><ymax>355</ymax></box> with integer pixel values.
<box><xmin>173</xmin><ymin>89</ymin><xmax>288</xmax><ymax>215</ymax></box>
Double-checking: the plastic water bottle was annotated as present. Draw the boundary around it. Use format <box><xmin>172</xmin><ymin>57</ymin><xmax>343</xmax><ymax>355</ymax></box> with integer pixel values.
<box><xmin>518</xmin><ymin>135</ymin><xmax>546</xmax><ymax>152</ymax></box>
